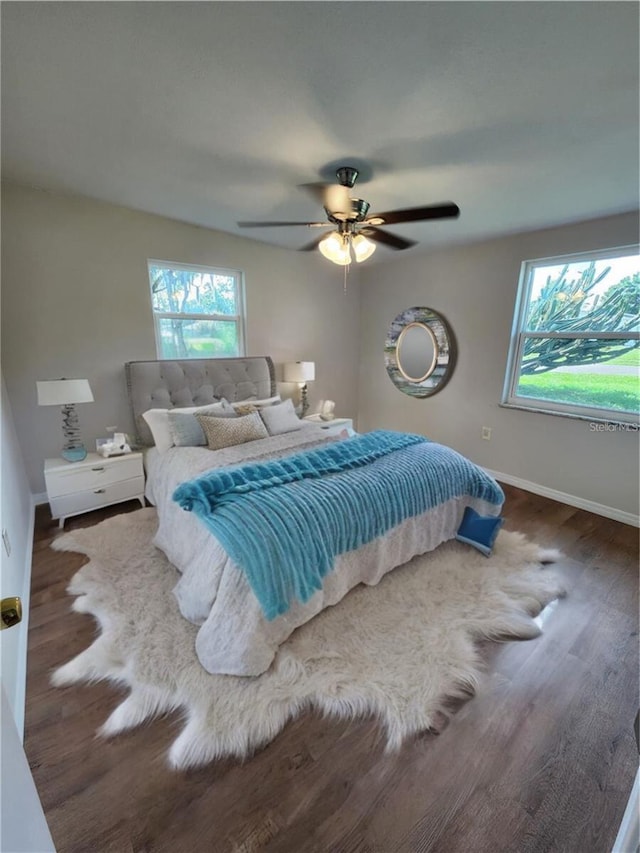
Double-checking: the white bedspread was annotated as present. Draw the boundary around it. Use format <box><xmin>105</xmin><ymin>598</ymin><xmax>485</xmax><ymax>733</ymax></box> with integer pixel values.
<box><xmin>146</xmin><ymin>426</ymin><xmax>500</xmax><ymax>676</ymax></box>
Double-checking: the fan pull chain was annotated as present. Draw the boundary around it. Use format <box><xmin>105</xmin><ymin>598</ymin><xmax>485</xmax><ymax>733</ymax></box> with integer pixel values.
<box><xmin>344</xmin><ymin>256</ymin><xmax>354</xmax><ymax>294</ymax></box>
<box><xmin>343</xmin><ymin>233</ymin><xmax>352</xmax><ymax>294</ymax></box>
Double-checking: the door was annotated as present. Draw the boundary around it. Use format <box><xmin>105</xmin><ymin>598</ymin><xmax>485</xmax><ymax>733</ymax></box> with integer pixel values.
<box><xmin>1</xmin><ymin>376</ymin><xmax>55</xmax><ymax>850</ymax></box>
<box><xmin>1</xmin><ymin>683</ymin><xmax>56</xmax><ymax>852</ymax></box>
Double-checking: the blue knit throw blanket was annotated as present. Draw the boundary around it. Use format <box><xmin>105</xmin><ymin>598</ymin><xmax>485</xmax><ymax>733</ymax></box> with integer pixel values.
<box><xmin>173</xmin><ymin>430</ymin><xmax>504</xmax><ymax>620</ymax></box>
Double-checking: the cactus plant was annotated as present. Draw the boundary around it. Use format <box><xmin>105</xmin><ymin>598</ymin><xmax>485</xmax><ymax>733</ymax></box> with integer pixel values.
<box><xmin>521</xmin><ymin>265</ymin><xmax>639</xmax><ymax>375</ymax></box>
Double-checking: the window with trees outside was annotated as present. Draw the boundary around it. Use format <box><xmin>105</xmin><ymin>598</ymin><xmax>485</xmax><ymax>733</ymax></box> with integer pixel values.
<box><xmin>503</xmin><ymin>246</ymin><xmax>639</xmax><ymax>423</ymax></box>
<box><xmin>148</xmin><ymin>261</ymin><xmax>245</xmax><ymax>359</ymax></box>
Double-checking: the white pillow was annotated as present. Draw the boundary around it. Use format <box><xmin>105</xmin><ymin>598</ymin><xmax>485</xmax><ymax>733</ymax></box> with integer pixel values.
<box><xmin>247</xmin><ymin>394</ymin><xmax>281</xmax><ymax>406</ymax></box>
<box><xmin>142</xmin><ymin>399</ymin><xmax>233</xmax><ymax>452</ymax></box>
<box><xmin>231</xmin><ymin>394</ymin><xmax>281</xmax><ymax>415</ymax></box>
<box><xmin>142</xmin><ymin>409</ymin><xmax>174</xmax><ymax>454</ymax></box>
<box><xmin>259</xmin><ymin>398</ymin><xmax>302</xmax><ymax>436</ymax></box>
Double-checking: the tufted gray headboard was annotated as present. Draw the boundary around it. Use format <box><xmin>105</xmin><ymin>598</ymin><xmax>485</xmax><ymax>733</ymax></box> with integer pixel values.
<box><xmin>125</xmin><ymin>356</ymin><xmax>276</xmax><ymax>446</ymax></box>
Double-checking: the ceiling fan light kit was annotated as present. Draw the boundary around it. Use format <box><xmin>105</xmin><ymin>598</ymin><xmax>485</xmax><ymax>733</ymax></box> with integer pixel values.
<box><xmin>318</xmin><ymin>230</ymin><xmax>377</xmax><ymax>266</ymax></box>
<box><xmin>318</xmin><ymin>231</ymin><xmax>351</xmax><ymax>265</ymax></box>
<box><xmin>237</xmin><ymin>165</ymin><xmax>460</xmax><ymax>268</ymax></box>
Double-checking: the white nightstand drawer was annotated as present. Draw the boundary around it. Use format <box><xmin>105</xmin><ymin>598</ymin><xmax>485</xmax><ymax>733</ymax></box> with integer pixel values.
<box><xmin>49</xmin><ymin>476</ymin><xmax>145</xmax><ymax>520</ymax></box>
<box><xmin>45</xmin><ymin>455</ymin><xmax>143</xmax><ymax>497</ymax></box>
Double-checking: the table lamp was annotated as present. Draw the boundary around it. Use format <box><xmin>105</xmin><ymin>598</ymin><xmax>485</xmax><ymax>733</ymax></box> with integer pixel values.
<box><xmin>283</xmin><ymin>361</ymin><xmax>315</xmax><ymax>418</ymax></box>
<box><xmin>37</xmin><ymin>378</ymin><xmax>94</xmax><ymax>462</ymax></box>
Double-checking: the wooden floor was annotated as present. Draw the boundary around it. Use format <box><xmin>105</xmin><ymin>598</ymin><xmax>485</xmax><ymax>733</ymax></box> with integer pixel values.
<box><xmin>25</xmin><ymin>485</ymin><xmax>639</xmax><ymax>853</ymax></box>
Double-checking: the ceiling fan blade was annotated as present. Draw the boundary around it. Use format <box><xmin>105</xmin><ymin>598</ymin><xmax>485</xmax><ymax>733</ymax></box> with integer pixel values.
<box><xmin>324</xmin><ymin>184</ymin><xmax>351</xmax><ymax>215</ymax></box>
<box><xmin>299</xmin><ymin>181</ymin><xmax>352</xmax><ymax>216</ymax></box>
<box><xmin>237</xmin><ymin>221</ymin><xmax>330</xmax><ymax>228</ymax></box>
<box><xmin>366</xmin><ymin>202</ymin><xmax>460</xmax><ymax>226</ymax></box>
<box><xmin>360</xmin><ymin>227</ymin><xmax>417</xmax><ymax>250</ymax></box>
<box><xmin>299</xmin><ymin>182</ymin><xmax>329</xmax><ymax>204</ymax></box>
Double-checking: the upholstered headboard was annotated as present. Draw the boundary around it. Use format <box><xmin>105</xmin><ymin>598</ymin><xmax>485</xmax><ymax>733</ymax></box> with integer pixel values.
<box><xmin>125</xmin><ymin>356</ymin><xmax>276</xmax><ymax>446</ymax></box>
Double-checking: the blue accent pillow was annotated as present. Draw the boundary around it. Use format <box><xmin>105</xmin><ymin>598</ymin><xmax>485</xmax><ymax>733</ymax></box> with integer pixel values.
<box><xmin>455</xmin><ymin>506</ymin><xmax>503</xmax><ymax>557</ymax></box>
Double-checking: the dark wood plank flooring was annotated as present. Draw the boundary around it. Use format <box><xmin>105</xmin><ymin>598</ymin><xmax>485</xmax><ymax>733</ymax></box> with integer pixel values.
<box><xmin>25</xmin><ymin>485</ymin><xmax>639</xmax><ymax>853</ymax></box>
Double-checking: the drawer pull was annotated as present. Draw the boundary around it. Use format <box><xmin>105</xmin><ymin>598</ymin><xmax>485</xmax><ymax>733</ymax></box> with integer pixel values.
<box><xmin>91</xmin><ymin>467</ymin><xmax>105</xmax><ymax>472</ymax></box>
<box><xmin>94</xmin><ymin>488</ymin><xmax>106</xmax><ymax>494</ymax></box>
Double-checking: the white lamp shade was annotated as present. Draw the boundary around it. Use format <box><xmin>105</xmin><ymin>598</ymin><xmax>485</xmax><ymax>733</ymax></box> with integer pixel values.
<box><xmin>318</xmin><ymin>232</ymin><xmax>350</xmax><ymax>266</ymax></box>
<box><xmin>352</xmin><ymin>233</ymin><xmax>377</xmax><ymax>263</ymax></box>
<box><xmin>37</xmin><ymin>379</ymin><xmax>94</xmax><ymax>406</ymax></box>
<box><xmin>283</xmin><ymin>362</ymin><xmax>315</xmax><ymax>383</ymax></box>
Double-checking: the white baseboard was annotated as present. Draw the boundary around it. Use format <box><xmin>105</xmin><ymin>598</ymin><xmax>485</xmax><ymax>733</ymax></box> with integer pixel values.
<box><xmin>33</xmin><ymin>492</ymin><xmax>48</xmax><ymax>506</ymax></box>
<box><xmin>484</xmin><ymin>469</ymin><xmax>640</xmax><ymax>528</ymax></box>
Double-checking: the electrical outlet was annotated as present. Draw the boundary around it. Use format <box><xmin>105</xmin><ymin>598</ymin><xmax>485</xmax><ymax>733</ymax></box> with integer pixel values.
<box><xmin>2</xmin><ymin>529</ymin><xmax>11</xmax><ymax>557</ymax></box>
<box><xmin>482</xmin><ymin>426</ymin><xmax>492</xmax><ymax>441</ymax></box>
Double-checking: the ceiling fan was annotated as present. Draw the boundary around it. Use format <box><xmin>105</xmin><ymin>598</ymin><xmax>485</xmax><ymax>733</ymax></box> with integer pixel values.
<box><xmin>237</xmin><ymin>166</ymin><xmax>460</xmax><ymax>265</ymax></box>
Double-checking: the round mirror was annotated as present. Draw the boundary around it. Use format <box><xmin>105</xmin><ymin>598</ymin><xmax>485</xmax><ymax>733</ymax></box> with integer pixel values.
<box><xmin>396</xmin><ymin>322</ymin><xmax>437</xmax><ymax>382</ymax></box>
<box><xmin>385</xmin><ymin>307</ymin><xmax>456</xmax><ymax>398</ymax></box>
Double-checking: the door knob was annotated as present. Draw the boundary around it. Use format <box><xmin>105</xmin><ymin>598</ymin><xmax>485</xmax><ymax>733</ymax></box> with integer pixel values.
<box><xmin>1</xmin><ymin>597</ymin><xmax>22</xmax><ymax>630</ymax></box>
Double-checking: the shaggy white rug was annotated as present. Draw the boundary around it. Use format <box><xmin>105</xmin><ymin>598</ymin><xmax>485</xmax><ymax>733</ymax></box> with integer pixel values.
<box><xmin>51</xmin><ymin>508</ymin><xmax>564</xmax><ymax>770</ymax></box>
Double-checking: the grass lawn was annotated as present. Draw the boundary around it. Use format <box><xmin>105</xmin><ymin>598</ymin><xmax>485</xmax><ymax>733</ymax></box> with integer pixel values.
<box><xmin>160</xmin><ymin>336</ymin><xmax>238</xmax><ymax>358</ymax></box>
<box><xmin>606</xmin><ymin>347</ymin><xmax>640</xmax><ymax>367</ymax></box>
<box><xmin>188</xmin><ymin>339</ymin><xmax>235</xmax><ymax>355</ymax></box>
<box><xmin>518</xmin><ymin>371</ymin><xmax>640</xmax><ymax>412</ymax></box>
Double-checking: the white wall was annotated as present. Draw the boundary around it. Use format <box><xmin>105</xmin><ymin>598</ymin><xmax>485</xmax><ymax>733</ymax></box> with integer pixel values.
<box><xmin>0</xmin><ymin>375</ymin><xmax>35</xmax><ymax>737</ymax></box>
<box><xmin>1</xmin><ymin>184</ymin><xmax>361</xmax><ymax>493</ymax></box>
<box><xmin>358</xmin><ymin>212</ymin><xmax>639</xmax><ymax>518</ymax></box>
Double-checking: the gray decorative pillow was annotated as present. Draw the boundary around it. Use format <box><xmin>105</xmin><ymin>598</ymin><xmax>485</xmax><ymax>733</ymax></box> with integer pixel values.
<box><xmin>259</xmin><ymin>398</ymin><xmax>302</xmax><ymax>436</ymax></box>
<box><xmin>168</xmin><ymin>401</ymin><xmax>235</xmax><ymax>447</ymax></box>
<box><xmin>196</xmin><ymin>411</ymin><xmax>269</xmax><ymax>451</ymax></box>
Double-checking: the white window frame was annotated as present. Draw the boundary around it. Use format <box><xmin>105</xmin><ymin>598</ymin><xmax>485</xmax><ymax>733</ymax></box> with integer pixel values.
<box><xmin>502</xmin><ymin>245</ymin><xmax>640</xmax><ymax>425</ymax></box>
<box><xmin>147</xmin><ymin>260</ymin><xmax>246</xmax><ymax>359</ymax></box>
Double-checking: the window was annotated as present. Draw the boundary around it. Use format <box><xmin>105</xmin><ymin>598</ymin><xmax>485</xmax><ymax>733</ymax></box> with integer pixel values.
<box><xmin>148</xmin><ymin>261</ymin><xmax>245</xmax><ymax>359</ymax></box>
<box><xmin>503</xmin><ymin>246</ymin><xmax>639</xmax><ymax>423</ymax></box>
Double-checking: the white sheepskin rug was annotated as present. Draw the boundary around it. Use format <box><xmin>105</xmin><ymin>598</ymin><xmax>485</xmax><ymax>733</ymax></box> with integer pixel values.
<box><xmin>51</xmin><ymin>508</ymin><xmax>564</xmax><ymax>770</ymax></box>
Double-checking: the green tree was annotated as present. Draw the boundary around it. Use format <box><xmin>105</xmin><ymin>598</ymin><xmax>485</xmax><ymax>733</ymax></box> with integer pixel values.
<box><xmin>522</xmin><ymin>264</ymin><xmax>640</xmax><ymax>375</ymax></box>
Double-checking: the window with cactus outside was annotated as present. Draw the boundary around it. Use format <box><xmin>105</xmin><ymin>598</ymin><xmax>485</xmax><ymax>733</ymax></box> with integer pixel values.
<box><xmin>504</xmin><ymin>246</ymin><xmax>639</xmax><ymax>422</ymax></box>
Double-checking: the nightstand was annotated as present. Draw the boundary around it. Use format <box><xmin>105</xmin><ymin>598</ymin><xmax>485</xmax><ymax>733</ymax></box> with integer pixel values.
<box><xmin>304</xmin><ymin>415</ymin><xmax>355</xmax><ymax>437</ymax></box>
<box><xmin>44</xmin><ymin>452</ymin><xmax>145</xmax><ymax>529</ymax></box>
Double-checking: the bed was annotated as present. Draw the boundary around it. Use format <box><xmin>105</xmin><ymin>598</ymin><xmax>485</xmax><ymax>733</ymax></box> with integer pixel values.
<box><xmin>126</xmin><ymin>356</ymin><xmax>504</xmax><ymax>676</ymax></box>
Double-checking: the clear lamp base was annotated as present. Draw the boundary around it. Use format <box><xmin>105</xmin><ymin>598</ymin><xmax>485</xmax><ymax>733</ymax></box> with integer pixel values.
<box><xmin>62</xmin><ymin>445</ymin><xmax>87</xmax><ymax>463</ymax></box>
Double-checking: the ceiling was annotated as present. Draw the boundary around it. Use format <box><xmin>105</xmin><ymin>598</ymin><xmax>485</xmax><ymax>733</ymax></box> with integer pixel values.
<box><xmin>2</xmin><ymin>3</ymin><xmax>638</xmax><ymax>261</ymax></box>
